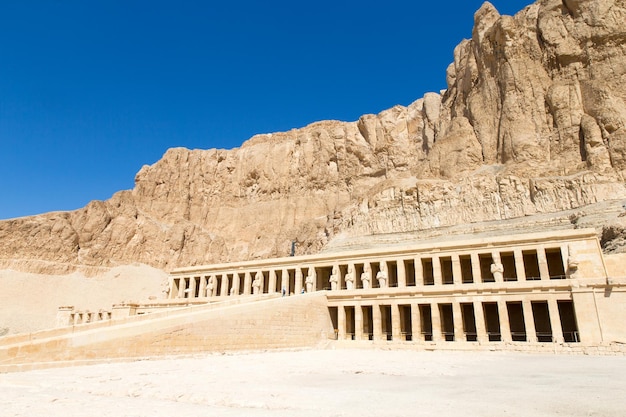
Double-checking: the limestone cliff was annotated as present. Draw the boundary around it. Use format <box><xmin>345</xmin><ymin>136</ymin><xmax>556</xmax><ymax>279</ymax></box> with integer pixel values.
<box><xmin>1</xmin><ymin>0</ymin><xmax>626</xmax><ymax>274</ymax></box>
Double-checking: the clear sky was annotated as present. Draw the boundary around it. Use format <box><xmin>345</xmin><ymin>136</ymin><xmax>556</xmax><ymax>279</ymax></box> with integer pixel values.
<box><xmin>0</xmin><ymin>0</ymin><xmax>532</xmax><ymax>220</ymax></box>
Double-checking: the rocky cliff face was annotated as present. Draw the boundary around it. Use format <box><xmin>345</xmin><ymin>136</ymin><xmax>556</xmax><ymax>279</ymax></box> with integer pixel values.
<box><xmin>1</xmin><ymin>0</ymin><xmax>626</xmax><ymax>274</ymax></box>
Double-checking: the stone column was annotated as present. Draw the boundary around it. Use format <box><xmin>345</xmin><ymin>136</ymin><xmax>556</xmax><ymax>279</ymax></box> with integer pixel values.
<box><xmin>337</xmin><ymin>305</ymin><xmax>346</xmax><ymax>340</ymax></box>
<box><xmin>431</xmin><ymin>303</ymin><xmax>442</xmax><ymax>342</ymax></box>
<box><xmin>220</xmin><ymin>274</ymin><xmax>229</xmax><ymax>297</ymax></box>
<box><xmin>295</xmin><ymin>267</ymin><xmax>303</xmax><ymax>294</ymax></box>
<box><xmin>522</xmin><ymin>300</ymin><xmax>537</xmax><ymax>342</ymax></box>
<box><xmin>199</xmin><ymin>276</ymin><xmax>207</xmax><ymax>298</ymax></box>
<box><xmin>411</xmin><ymin>303</ymin><xmax>421</xmax><ymax>343</ymax></box>
<box><xmin>473</xmin><ymin>301</ymin><xmax>488</xmax><ymax>343</ymax></box>
<box><xmin>470</xmin><ymin>253</ymin><xmax>481</xmax><ymax>283</ymax></box>
<box><xmin>396</xmin><ymin>259</ymin><xmax>406</xmax><ymax>288</ymax></box>
<box><xmin>452</xmin><ymin>302</ymin><xmax>464</xmax><ymax>342</ymax></box>
<box><xmin>372</xmin><ymin>303</ymin><xmax>383</xmax><ymax>341</ymax></box>
<box><xmin>243</xmin><ymin>271</ymin><xmax>252</xmax><ymax>295</ymax></box>
<box><xmin>177</xmin><ymin>278</ymin><xmax>186</xmax><ymax>298</ymax></box>
<box><xmin>391</xmin><ymin>303</ymin><xmax>401</xmax><ymax>341</ymax></box>
<box><xmin>452</xmin><ymin>255</ymin><xmax>463</xmax><ymax>286</ymax></box>
<box><xmin>432</xmin><ymin>256</ymin><xmax>442</xmax><ymax>286</ymax></box>
<box><xmin>414</xmin><ymin>257</ymin><xmax>423</xmax><ymax>286</ymax></box>
<box><xmin>354</xmin><ymin>303</ymin><xmax>363</xmax><ymax>340</ymax></box>
<box><xmin>537</xmin><ymin>246</ymin><xmax>550</xmax><ymax>280</ymax></box>
<box><xmin>560</xmin><ymin>244</ymin><xmax>569</xmax><ymax>275</ymax></box>
<box><xmin>281</xmin><ymin>268</ymin><xmax>290</xmax><ymax>295</ymax></box>
<box><xmin>497</xmin><ymin>300</ymin><xmax>512</xmax><ymax>342</ymax></box>
<box><xmin>268</xmin><ymin>270</ymin><xmax>277</xmax><ymax>294</ymax></box>
<box><xmin>548</xmin><ymin>298</ymin><xmax>564</xmax><ymax>343</ymax></box>
<box><xmin>231</xmin><ymin>273</ymin><xmax>240</xmax><ymax>296</ymax></box>
<box><xmin>514</xmin><ymin>249</ymin><xmax>527</xmax><ymax>281</ymax></box>
<box><xmin>188</xmin><ymin>277</ymin><xmax>197</xmax><ymax>298</ymax></box>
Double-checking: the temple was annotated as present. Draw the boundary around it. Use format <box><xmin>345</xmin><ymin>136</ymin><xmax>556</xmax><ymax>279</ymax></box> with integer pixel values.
<box><xmin>164</xmin><ymin>228</ymin><xmax>624</xmax><ymax>346</ymax></box>
<box><xmin>2</xmin><ymin>228</ymin><xmax>626</xmax><ymax>371</ymax></box>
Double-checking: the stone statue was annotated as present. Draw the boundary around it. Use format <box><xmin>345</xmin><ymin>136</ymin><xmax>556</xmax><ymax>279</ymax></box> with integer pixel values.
<box><xmin>490</xmin><ymin>262</ymin><xmax>504</xmax><ymax>281</ymax></box>
<box><xmin>329</xmin><ymin>264</ymin><xmax>339</xmax><ymax>291</ymax></box>
<box><xmin>568</xmin><ymin>244</ymin><xmax>579</xmax><ymax>278</ymax></box>
<box><xmin>345</xmin><ymin>265</ymin><xmax>355</xmax><ymax>290</ymax></box>
<box><xmin>252</xmin><ymin>271</ymin><xmax>262</xmax><ymax>295</ymax></box>
<box><xmin>305</xmin><ymin>267</ymin><xmax>315</xmax><ymax>293</ymax></box>
<box><xmin>376</xmin><ymin>262</ymin><xmax>388</xmax><ymax>288</ymax></box>
<box><xmin>361</xmin><ymin>264</ymin><xmax>371</xmax><ymax>289</ymax></box>
<box><xmin>207</xmin><ymin>275</ymin><xmax>216</xmax><ymax>297</ymax></box>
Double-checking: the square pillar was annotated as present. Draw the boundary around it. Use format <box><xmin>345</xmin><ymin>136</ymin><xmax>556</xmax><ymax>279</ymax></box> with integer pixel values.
<box><xmin>452</xmin><ymin>302</ymin><xmax>464</xmax><ymax>342</ymax></box>
<box><xmin>337</xmin><ymin>305</ymin><xmax>347</xmax><ymax>340</ymax></box>
<box><xmin>391</xmin><ymin>303</ymin><xmax>401</xmax><ymax>341</ymax></box>
<box><xmin>396</xmin><ymin>259</ymin><xmax>406</xmax><ymax>288</ymax></box>
<box><xmin>220</xmin><ymin>274</ymin><xmax>229</xmax><ymax>297</ymax></box>
<box><xmin>498</xmin><ymin>300</ymin><xmax>512</xmax><ymax>342</ymax></box>
<box><xmin>470</xmin><ymin>253</ymin><xmax>481</xmax><ymax>283</ymax></box>
<box><xmin>514</xmin><ymin>249</ymin><xmax>527</xmax><ymax>281</ymax></box>
<box><xmin>243</xmin><ymin>271</ymin><xmax>252</xmax><ymax>295</ymax></box>
<box><xmin>452</xmin><ymin>255</ymin><xmax>463</xmax><ymax>285</ymax></box>
<box><xmin>188</xmin><ymin>277</ymin><xmax>197</xmax><ymax>298</ymax></box>
<box><xmin>411</xmin><ymin>303</ymin><xmax>422</xmax><ymax>343</ymax></box>
<box><xmin>198</xmin><ymin>276</ymin><xmax>207</xmax><ymax>298</ymax></box>
<box><xmin>231</xmin><ymin>273</ymin><xmax>240</xmax><ymax>295</ymax></box>
<box><xmin>354</xmin><ymin>303</ymin><xmax>364</xmax><ymax>340</ymax></box>
<box><xmin>373</xmin><ymin>303</ymin><xmax>383</xmax><ymax>341</ymax></box>
<box><xmin>537</xmin><ymin>246</ymin><xmax>551</xmax><ymax>280</ymax></box>
<box><xmin>432</xmin><ymin>256</ymin><xmax>442</xmax><ymax>286</ymax></box>
<box><xmin>548</xmin><ymin>298</ymin><xmax>565</xmax><ymax>343</ymax></box>
<box><xmin>177</xmin><ymin>278</ymin><xmax>186</xmax><ymax>298</ymax></box>
<box><xmin>473</xmin><ymin>301</ymin><xmax>488</xmax><ymax>343</ymax></box>
<box><xmin>295</xmin><ymin>267</ymin><xmax>303</xmax><ymax>294</ymax></box>
<box><xmin>522</xmin><ymin>300</ymin><xmax>538</xmax><ymax>342</ymax></box>
<box><xmin>281</xmin><ymin>268</ymin><xmax>290</xmax><ymax>295</ymax></box>
<box><xmin>414</xmin><ymin>257</ymin><xmax>423</xmax><ymax>286</ymax></box>
<box><xmin>431</xmin><ymin>302</ymin><xmax>442</xmax><ymax>342</ymax></box>
<box><xmin>268</xmin><ymin>270</ymin><xmax>278</xmax><ymax>294</ymax></box>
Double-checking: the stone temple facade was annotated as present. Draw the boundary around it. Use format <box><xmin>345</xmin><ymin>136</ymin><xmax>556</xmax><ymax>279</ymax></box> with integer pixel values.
<box><xmin>167</xmin><ymin>228</ymin><xmax>624</xmax><ymax>347</ymax></box>
<box><xmin>2</xmin><ymin>228</ymin><xmax>626</xmax><ymax>371</ymax></box>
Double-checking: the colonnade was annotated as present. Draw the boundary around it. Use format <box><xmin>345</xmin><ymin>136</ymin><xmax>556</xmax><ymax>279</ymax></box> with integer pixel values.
<box><xmin>331</xmin><ymin>295</ymin><xmax>579</xmax><ymax>344</ymax></box>
<box><xmin>169</xmin><ymin>244</ymin><xmax>572</xmax><ymax>300</ymax></box>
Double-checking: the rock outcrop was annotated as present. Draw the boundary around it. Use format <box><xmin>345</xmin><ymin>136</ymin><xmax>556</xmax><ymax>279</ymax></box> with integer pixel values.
<box><xmin>1</xmin><ymin>0</ymin><xmax>626</xmax><ymax>274</ymax></box>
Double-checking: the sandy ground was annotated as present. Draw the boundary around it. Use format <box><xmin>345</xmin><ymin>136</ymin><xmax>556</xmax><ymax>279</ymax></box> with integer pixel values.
<box><xmin>0</xmin><ymin>265</ymin><xmax>166</xmax><ymax>335</ymax></box>
<box><xmin>2</xmin><ymin>349</ymin><xmax>625</xmax><ymax>417</ymax></box>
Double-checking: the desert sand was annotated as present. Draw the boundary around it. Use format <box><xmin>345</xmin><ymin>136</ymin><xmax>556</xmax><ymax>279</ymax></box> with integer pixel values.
<box><xmin>0</xmin><ymin>265</ymin><xmax>166</xmax><ymax>335</ymax></box>
<box><xmin>2</xmin><ymin>348</ymin><xmax>626</xmax><ymax>417</ymax></box>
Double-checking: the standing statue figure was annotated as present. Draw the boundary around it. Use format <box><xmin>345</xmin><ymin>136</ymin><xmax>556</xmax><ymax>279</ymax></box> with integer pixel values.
<box><xmin>252</xmin><ymin>271</ymin><xmax>262</xmax><ymax>295</ymax></box>
<box><xmin>567</xmin><ymin>244</ymin><xmax>580</xmax><ymax>278</ymax></box>
<box><xmin>329</xmin><ymin>265</ymin><xmax>339</xmax><ymax>291</ymax></box>
<box><xmin>345</xmin><ymin>265</ymin><xmax>355</xmax><ymax>290</ymax></box>
<box><xmin>207</xmin><ymin>275</ymin><xmax>216</xmax><ymax>297</ymax></box>
<box><xmin>361</xmin><ymin>264</ymin><xmax>372</xmax><ymax>289</ymax></box>
<box><xmin>376</xmin><ymin>262</ymin><xmax>388</xmax><ymax>288</ymax></box>
<box><xmin>490</xmin><ymin>262</ymin><xmax>504</xmax><ymax>281</ymax></box>
<box><xmin>305</xmin><ymin>267</ymin><xmax>316</xmax><ymax>293</ymax></box>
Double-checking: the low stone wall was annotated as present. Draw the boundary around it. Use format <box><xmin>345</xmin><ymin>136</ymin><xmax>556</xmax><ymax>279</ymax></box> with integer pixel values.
<box><xmin>0</xmin><ymin>293</ymin><xmax>333</xmax><ymax>372</ymax></box>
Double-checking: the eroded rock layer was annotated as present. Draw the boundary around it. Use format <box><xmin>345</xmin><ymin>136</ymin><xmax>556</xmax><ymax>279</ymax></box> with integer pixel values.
<box><xmin>1</xmin><ymin>0</ymin><xmax>626</xmax><ymax>274</ymax></box>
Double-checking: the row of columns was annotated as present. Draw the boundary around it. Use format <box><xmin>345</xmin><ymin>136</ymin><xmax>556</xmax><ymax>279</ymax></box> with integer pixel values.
<box><xmin>170</xmin><ymin>244</ymin><xmax>571</xmax><ymax>299</ymax></box>
<box><xmin>335</xmin><ymin>298</ymin><xmax>570</xmax><ymax>344</ymax></box>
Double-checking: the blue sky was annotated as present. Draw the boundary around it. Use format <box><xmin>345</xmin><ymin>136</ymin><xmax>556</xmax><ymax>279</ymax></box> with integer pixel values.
<box><xmin>0</xmin><ymin>0</ymin><xmax>532</xmax><ymax>220</ymax></box>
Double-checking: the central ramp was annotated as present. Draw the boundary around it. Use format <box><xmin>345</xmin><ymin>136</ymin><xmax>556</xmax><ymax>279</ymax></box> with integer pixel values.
<box><xmin>0</xmin><ymin>293</ymin><xmax>333</xmax><ymax>372</ymax></box>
